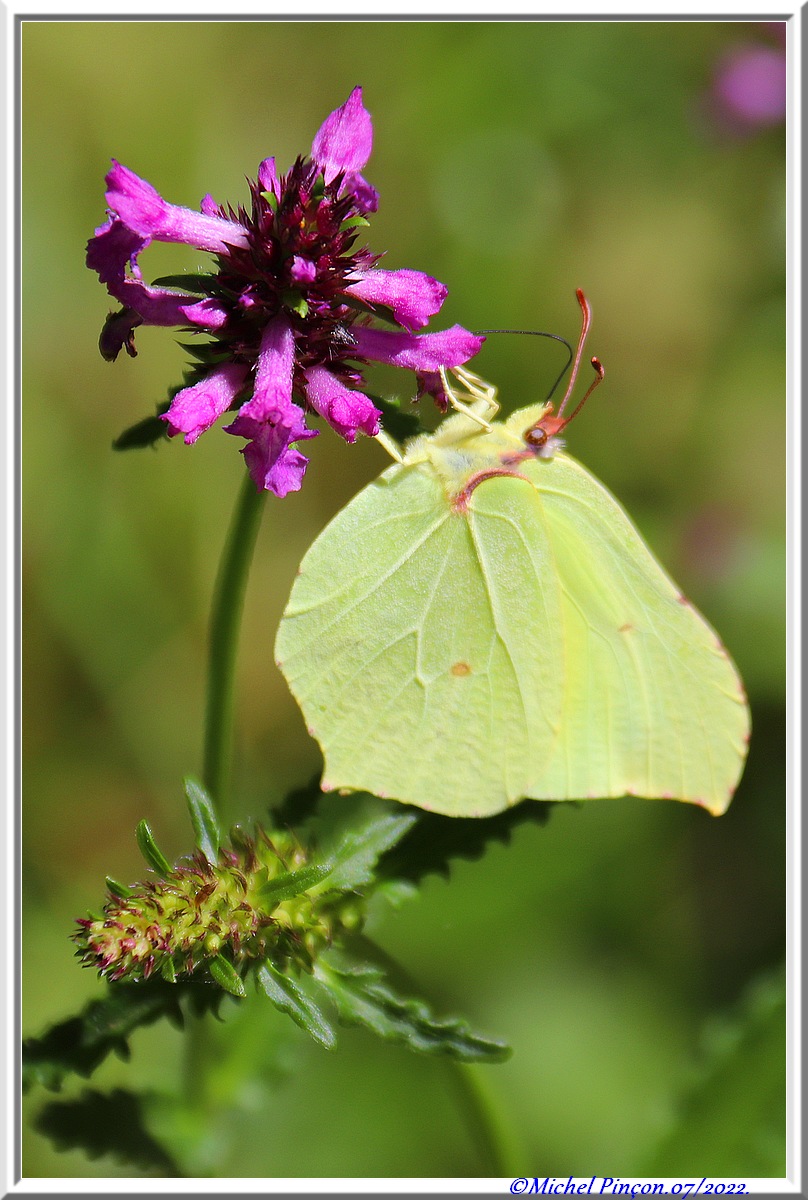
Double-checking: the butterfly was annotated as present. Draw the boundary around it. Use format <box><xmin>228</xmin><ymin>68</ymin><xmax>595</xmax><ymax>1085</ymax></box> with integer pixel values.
<box><xmin>276</xmin><ymin>292</ymin><xmax>749</xmax><ymax>817</ymax></box>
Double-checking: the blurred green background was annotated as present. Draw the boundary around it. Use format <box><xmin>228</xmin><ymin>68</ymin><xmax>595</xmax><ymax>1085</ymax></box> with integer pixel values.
<box><xmin>22</xmin><ymin>19</ymin><xmax>786</xmax><ymax>1179</ymax></box>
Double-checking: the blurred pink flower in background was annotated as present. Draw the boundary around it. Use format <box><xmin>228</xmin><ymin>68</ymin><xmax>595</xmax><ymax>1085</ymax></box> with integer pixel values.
<box><xmin>710</xmin><ymin>23</ymin><xmax>786</xmax><ymax>133</ymax></box>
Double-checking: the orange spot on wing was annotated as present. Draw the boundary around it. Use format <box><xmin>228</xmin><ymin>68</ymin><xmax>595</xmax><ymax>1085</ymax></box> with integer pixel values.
<box><xmin>451</xmin><ymin>661</ymin><xmax>472</xmax><ymax>677</ymax></box>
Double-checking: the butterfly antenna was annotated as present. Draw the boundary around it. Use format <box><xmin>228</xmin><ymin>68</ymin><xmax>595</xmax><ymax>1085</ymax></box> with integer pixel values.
<box><xmin>556</xmin><ymin>289</ymin><xmax>592</xmax><ymax>419</ymax></box>
<box><xmin>474</xmin><ymin>329</ymin><xmax>574</xmax><ymax>401</ymax></box>
<box><xmin>564</xmin><ymin>356</ymin><xmax>605</xmax><ymax>425</ymax></box>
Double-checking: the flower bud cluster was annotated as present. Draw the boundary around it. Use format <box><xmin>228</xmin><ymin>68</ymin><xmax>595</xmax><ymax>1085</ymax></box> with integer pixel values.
<box><xmin>73</xmin><ymin>827</ymin><xmax>362</xmax><ymax>987</ymax></box>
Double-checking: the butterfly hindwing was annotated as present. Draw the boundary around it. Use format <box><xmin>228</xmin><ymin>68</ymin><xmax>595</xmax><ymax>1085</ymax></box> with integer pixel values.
<box><xmin>522</xmin><ymin>453</ymin><xmax>749</xmax><ymax>813</ymax></box>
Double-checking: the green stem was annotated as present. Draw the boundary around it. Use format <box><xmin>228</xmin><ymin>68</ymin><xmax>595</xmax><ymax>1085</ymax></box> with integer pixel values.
<box><xmin>443</xmin><ymin>1059</ymin><xmax>523</xmax><ymax>1177</ymax></box>
<box><xmin>202</xmin><ymin>472</ymin><xmax>266</xmax><ymax>813</ymax></box>
<box><xmin>185</xmin><ymin>472</ymin><xmax>265</xmax><ymax>1123</ymax></box>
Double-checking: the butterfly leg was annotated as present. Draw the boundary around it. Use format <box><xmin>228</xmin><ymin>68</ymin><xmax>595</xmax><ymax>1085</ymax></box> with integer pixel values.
<box><xmin>374</xmin><ymin>429</ymin><xmax>405</xmax><ymax>463</ymax></box>
<box><xmin>453</xmin><ymin>366</ymin><xmax>501</xmax><ymax>420</ymax></box>
<box><xmin>439</xmin><ymin>367</ymin><xmax>500</xmax><ymax>430</ymax></box>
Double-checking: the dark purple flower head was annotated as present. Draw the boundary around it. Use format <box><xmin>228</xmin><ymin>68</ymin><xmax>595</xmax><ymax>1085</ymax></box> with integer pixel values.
<box><xmin>87</xmin><ymin>88</ymin><xmax>484</xmax><ymax>496</ymax></box>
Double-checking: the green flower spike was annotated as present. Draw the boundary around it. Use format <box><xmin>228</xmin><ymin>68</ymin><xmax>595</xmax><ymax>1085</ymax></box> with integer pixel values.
<box><xmin>73</xmin><ymin>812</ymin><xmax>361</xmax><ymax>993</ymax></box>
<box><xmin>67</xmin><ymin>784</ymin><xmax>508</xmax><ymax>1062</ymax></box>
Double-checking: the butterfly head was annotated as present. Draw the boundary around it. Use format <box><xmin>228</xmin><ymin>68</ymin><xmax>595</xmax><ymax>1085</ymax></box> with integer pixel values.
<box><xmin>523</xmin><ymin>289</ymin><xmax>605</xmax><ymax>457</ymax></box>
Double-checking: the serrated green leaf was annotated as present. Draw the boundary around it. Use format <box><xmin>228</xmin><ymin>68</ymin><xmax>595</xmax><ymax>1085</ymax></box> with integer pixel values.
<box><xmin>35</xmin><ymin>1087</ymin><xmax>180</xmax><ymax>1175</ymax></box>
<box><xmin>183</xmin><ymin>777</ymin><xmax>220</xmax><ymax>865</ymax></box>
<box><xmin>175</xmin><ymin>340</ymin><xmax>232</xmax><ymax>365</ymax></box>
<box><xmin>208</xmin><ymin>955</ymin><xmax>246</xmax><ymax>998</ymax></box>
<box><xmin>23</xmin><ymin>983</ymin><xmax>184</xmax><ymax>1093</ymax></box>
<box><xmin>318</xmin><ymin>812</ymin><xmax>418</xmax><ymax>894</ymax></box>
<box><xmin>150</xmin><ymin>273</ymin><xmax>215</xmax><ymax>293</ymax></box>
<box><xmin>257</xmin><ymin>862</ymin><xmax>332</xmax><ymax>903</ymax></box>
<box><xmin>256</xmin><ymin>962</ymin><xmax>336</xmax><ymax>1050</ymax></box>
<box><xmin>641</xmin><ymin>964</ymin><xmax>786</xmax><ymax>1176</ymax></box>
<box><xmin>377</xmin><ymin>800</ymin><xmax>554</xmax><ymax>886</ymax></box>
<box><xmin>135</xmin><ymin>820</ymin><xmax>172</xmax><ymax>878</ymax></box>
<box><xmin>104</xmin><ymin>876</ymin><xmax>134</xmax><ymax>900</ymax></box>
<box><xmin>316</xmin><ymin>960</ymin><xmax>510</xmax><ymax>1063</ymax></box>
<box><xmin>112</xmin><ymin>413</ymin><xmax>170</xmax><ymax>452</ymax></box>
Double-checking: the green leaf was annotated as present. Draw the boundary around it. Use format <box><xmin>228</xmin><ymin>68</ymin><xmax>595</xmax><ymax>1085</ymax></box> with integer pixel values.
<box><xmin>112</xmin><ymin>413</ymin><xmax>169</xmax><ymax>452</ymax></box>
<box><xmin>257</xmin><ymin>862</ymin><xmax>332</xmax><ymax>903</ymax></box>
<box><xmin>23</xmin><ymin>983</ymin><xmax>184</xmax><ymax>1092</ymax></box>
<box><xmin>183</xmin><ymin>777</ymin><xmax>220</xmax><ymax>865</ymax></box>
<box><xmin>208</xmin><ymin>955</ymin><xmax>246</xmax><ymax>998</ymax></box>
<box><xmin>372</xmin><ymin>393</ymin><xmax>426</xmax><ymax>443</ymax></box>
<box><xmin>135</xmin><ymin>819</ymin><xmax>172</xmax><ymax>878</ymax></box>
<box><xmin>341</xmin><ymin>215</ymin><xmax>370</xmax><ymax>230</ymax></box>
<box><xmin>282</xmin><ymin>290</ymin><xmax>309</xmax><ymax>318</ymax></box>
<box><xmin>315</xmin><ymin>960</ymin><xmax>510</xmax><ymax>1063</ymax></box>
<box><xmin>175</xmin><ymin>340</ymin><xmax>232</xmax><ymax>365</ymax></box>
<box><xmin>34</xmin><ymin>1088</ymin><xmax>180</xmax><ymax>1175</ymax></box>
<box><xmin>319</xmin><ymin>812</ymin><xmax>418</xmax><ymax>894</ymax></box>
<box><xmin>104</xmin><ymin>876</ymin><xmax>134</xmax><ymax>899</ymax></box>
<box><xmin>342</xmin><ymin>294</ymin><xmax>398</xmax><ymax>327</ymax></box>
<box><xmin>150</xmin><ymin>272</ymin><xmax>215</xmax><ymax>293</ymax></box>
<box><xmin>377</xmin><ymin>800</ymin><xmax>554</xmax><ymax>886</ymax></box>
<box><xmin>256</xmin><ymin>962</ymin><xmax>336</xmax><ymax>1050</ymax></box>
<box><xmin>641</xmin><ymin>964</ymin><xmax>786</xmax><ymax>1176</ymax></box>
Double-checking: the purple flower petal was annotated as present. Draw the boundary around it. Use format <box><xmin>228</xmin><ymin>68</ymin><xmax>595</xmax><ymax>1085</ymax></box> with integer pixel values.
<box><xmin>237</xmin><ymin>317</ymin><xmax>296</xmax><ymax>422</ymax></box>
<box><xmin>162</xmin><ymin>362</ymin><xmax>250</xmax><ymax>445</ymax></box>
<box><xmin>290</xmin><ymin>256</ymin><xmax>317</xmax><ymax>285</ymax></box>
<box><xmin>304</xmin><ymin>365</ymin><xmax>381</xmax><ymax>442</ymax></box>
<box><xmin>224</xmin><ymin>317</ymin><xmax>318</xmax><ymax>493</ymax></box>
<box><xmin>87</xmin><ymin>216</ymin><xmax>147</xmax><ymax>286</ymax></box>
<box><xmin>86</xmin><ymin>217</ymin><xmax>229</xmax><ymax>358</ymax></box>
<box><xmin>311</xmin><ymin>86</ymin><xmax>373</xmax><ymax>184</ymax></box>
<box><xmin>345</xmin><ymin>268</ymin><xmax>448</xmax><ymax>331</ymax></box>
<box><xmin>258</xmin><ymin>157</ymin><xmax>279</xmax><ymax>197</ymax></box>
<box><xmin>105</xmin><ymin>161</ymin><xmax>250</xmax><ymax>252</ymax></box>
<box><xmin>343</xmin><ymin>172</ymin><xmax>379</xmax><ymax>214</ymax></box>
<box><xmin>225</xmin><ymin>405</ymin><xmax>316</xmax><ymax>496</ymax></box>
<box><xmin>350</xmin><ymin>325</ymin><xmax>485</xmax><ymax>372</ymax></box>
<box><xmin>415</xmin><ymin>370</ymin><xmax>451</xmax><ymax>411</ymax></box>
<box><xmin>246</xmin><ymin>437</ymin><xmax>311</xmax><ymax>497</ymax></box>
<box><xmin>236</xmin><ymin>427</ymin><xmax>311</xmax><ymax>497</ymax></box>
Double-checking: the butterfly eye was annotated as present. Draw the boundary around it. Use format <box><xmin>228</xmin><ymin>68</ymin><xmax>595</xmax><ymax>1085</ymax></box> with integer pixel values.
<box><xmin>524</xmin><ymin>426</ymin><xmax>549</xmax><ymax>449</ymax></box>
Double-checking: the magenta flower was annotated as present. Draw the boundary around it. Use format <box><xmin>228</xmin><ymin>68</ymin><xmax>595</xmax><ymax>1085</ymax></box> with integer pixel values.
<box><xmin>87</xmin><ymin>87</ymin><xmax>484</xmax><ymax>496</ymax></box>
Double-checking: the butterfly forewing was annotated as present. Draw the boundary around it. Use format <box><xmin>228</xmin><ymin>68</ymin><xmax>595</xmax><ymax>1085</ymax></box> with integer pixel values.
<box><xmin>276</xmin><ymin>465</ymin><xmax>566</xmax><ymax>816</ymax></box>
